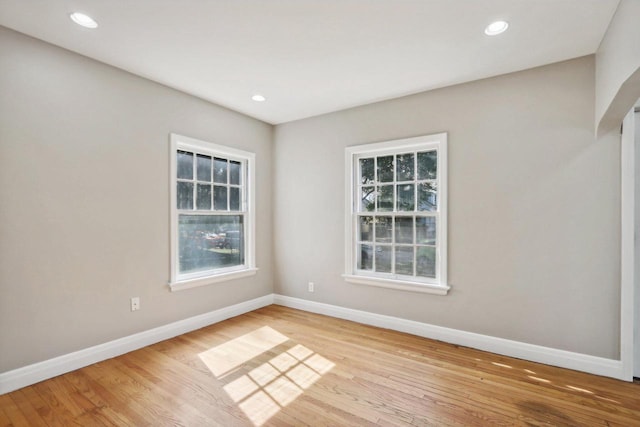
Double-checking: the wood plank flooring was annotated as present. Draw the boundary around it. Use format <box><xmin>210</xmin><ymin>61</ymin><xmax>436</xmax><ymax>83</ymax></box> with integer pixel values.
<box><xmin>2</xmin><ymin>305</ymin><xmax>639</xmax><ymax>426</ymax></box>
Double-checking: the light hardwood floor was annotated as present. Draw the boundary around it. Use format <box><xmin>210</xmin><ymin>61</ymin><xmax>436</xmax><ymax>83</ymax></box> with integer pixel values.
<box><xmin>1</xmin><ymin>305</ymin><xmax>639</xmax><ymax>426</ymax></box>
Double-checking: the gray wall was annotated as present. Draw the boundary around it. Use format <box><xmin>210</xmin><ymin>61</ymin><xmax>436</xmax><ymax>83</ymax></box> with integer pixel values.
<box><xmin>0</xmin><ymin>25</ymin><xmax>625</xmax><ymax>373</ymax></box>
<box><xmin>0</xmin><ymin>27</ymin><xmax>273</xmax><ymax>372</ymax></box>
<box><xmin>273</xmin><ymin>56</ymin><xmax>622</xmax><ymax>359</ymax></box>
<box><xmin>596</xmin><ymin>0</ymin><xmax>640</xmax><ymax>136</ymax></box>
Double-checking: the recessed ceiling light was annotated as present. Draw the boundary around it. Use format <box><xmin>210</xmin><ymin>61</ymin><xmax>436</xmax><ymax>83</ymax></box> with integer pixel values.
<box><xmin>70</xmin><ymin>12</ymin><xmax>98</xmax><ymax>29</ymax></box>
<box><xmin>484</xmin><ymin>20</ymin><xmax>509</xmax><ymax>36</ymax></box>
<box><xmin>251</xmin><ymin>94</ymin><xmax>266</xmax><ymax>102</ymax></box>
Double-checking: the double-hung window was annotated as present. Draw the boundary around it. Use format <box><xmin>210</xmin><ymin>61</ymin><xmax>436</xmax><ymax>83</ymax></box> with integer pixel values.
<box><xmin>344</xmin><ymin>133</ymin><xmax>449</xmax><ymax>295</ymax></box>
<box><xmin>169</xmin><ymin>134</ymin><xmax>256</xmax><ymax>291</ymax></box>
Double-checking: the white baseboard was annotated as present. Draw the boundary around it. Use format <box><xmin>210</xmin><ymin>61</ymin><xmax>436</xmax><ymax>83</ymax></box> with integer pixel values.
<box><xmin>273</xmin><ymin>294</ymin><xmax>628</xmax><ymax>381</ymax></box>
<box><xmin>1</xmin><ymin>292</ymin><xmax>628</xmax><ymax>396</ymax></box>
<box><xmin>0</xmin><ymin>294</ymin><xmax>274</xmax><ymax>395</ymax></box>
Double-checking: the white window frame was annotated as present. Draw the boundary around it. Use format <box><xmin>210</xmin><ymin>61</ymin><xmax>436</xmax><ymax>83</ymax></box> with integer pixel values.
<box><xmin>343</xmin><ymin>133</ymin><xmax>449</xmax><ymax>295</ymax></box>
<box><xmin>169</xmin><ymin>133</ymin><xmax>257</xmax><ymax>291</ymax></box>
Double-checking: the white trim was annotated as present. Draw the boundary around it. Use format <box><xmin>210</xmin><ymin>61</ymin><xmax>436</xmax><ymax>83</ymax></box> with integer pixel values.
<box><xmin>621</xmin><ymin>109</ymin><xmax>635</xmax><ymax>381</ymax></box>
<box><xmin>2</xmin><ymin>292</ymin><xmax>630</xmax><ymax>395</ymax></box>
<box><xmin>172</xmin><ymin>133</ymin><xmax>259</xmax><ymax>160</ymax></box>
<box><xmin>342</xmin><ymin>274</ymin><xmax>449</xmax><ymax>295</ymax></box>
<box><xmin>439</xmin><ymin>135</ymin><xmax>448</xmax><ymax>287</ymax></box>
<box><xmin>169</xmin><ymin>133</ymin><xmax>257</xmax><ymax>290</ymax></box>
<box><xmin>169</xmin><ymin>268</ymin><xmax>259</xmax><ymax>292</ymax></box>
<box><xmin>0</xmin><ymin>294</ymin><xmax>274</xmax><ymax>395</ymax></box>
<box><xmin>344</xmin><ymin>133</ymin><xmax>448</xmax><ymax>292</ymax></box>
<box><xmin>273</xmin><ymin>295</ymin><xmax>627</xmax><ymax>380</ymax></box>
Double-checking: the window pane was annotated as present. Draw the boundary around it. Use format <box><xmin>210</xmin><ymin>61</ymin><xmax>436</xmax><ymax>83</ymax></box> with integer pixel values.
<box><xmin>375</xmin><ymin>246</ymin><xmax>392</xmax><ymax>273</ymax></box>
<box><xmin>397</xmin><ymin>184</ymin><xmax>415</xmax><ymax>211</ymax></box>
<box><xmin>361</xmin><ymin>186</ymin><xmax>376</xmax><ymax>212</ymax></box>
<box><xmin>196</xmin><ymin>184</ymin><xmax>212</xmax><ymax>210</ymax></box>
<box><xmin>377</xmin><ymin>155</ymin><xmax>394</xmax><ymax>182</ymax></box>
<box><xmin>229</xmin><ymin>187</ymin><xmax>241</xmax><ymax>211</ymax></box>
<box><xmin>418</xmin><ymin>151</ymin><xmax>437</xmax><ymax>180</ymax></box>
<box><xmin>177</xmin><ymin>182</ymin><xmax>193</xmax><ymax>210</ymax></box>
<box><xmin>214</xmin><ymin>157</ymin><xmax>228</xmax><ymax>183</ymax></box>
<box><xmin>358</xmin><ymin>244</ymin><xmax>373</xmax><ymax>270</ymax></box>
<box><xmin>214</xmin><ymin>186</ymin><xmax>228</xmax><ymax>210</ymax></box>
<box><xmin>359</xmin><ymin>158</ymin><xmax>374</xmax><ymax>184</ymax></box>
<box><xmin>417</xmin><ymin>246</ymin><xmax>436</xmax><ymax>278</ymax></box>
<box><xmin>177</xmin><ymin>151</ymin><xmax>193</xmax><ymax>179</ymax></box>
<box><xmin>197</xmin><ymin>154</ymin><xmax>212</xmax><ymax>182</ymax></box>
<box><xmin>416</xmin><ymin>217</ymin><xmax>436</xmax><ymax>245</ymax></box>
<box><xmin>418</xmin><ymin>182</ymin><xmax>437</xmax><ymax>212</ymax></box>
<box><xmin>375</xmin><ymin>216</ymin><xmax>392</xmax><ymax>243</ymax></box>
<box><xmin>230</xmin><ymin>161</ymin><xmax>241</xmax><ymax>185</ymax></box>
<box><xmin>395</xmin><ymin>246</ymin><xmax>414</xmax><ymax>275</ymax></box>
<box><xmin>178</xmin><ymin>214</ymin><xmax>244</xmax><ymax>274</ymax></box>
<box><xmin>359</xmin><ymin>216</ymin><xmax>373</xmax><ymax>242</ymax></box>
<box><xmin>395</xmin><ymin>217</ymin><xmax>413</xmax><ymax>244</ymax></box>
<box><xmin>396</xmin><ymin>153</ymin><xmax>414</xmax><ymax>181</ymax></box>
<box><xmin>377</xmin><ymin>185</ymin><xmax>393</xmax><ymax>211</ymax></box>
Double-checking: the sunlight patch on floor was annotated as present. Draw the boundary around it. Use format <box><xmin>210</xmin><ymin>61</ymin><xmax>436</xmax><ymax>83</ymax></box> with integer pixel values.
<box><xmin>565</xmin><ymin>385</ymin><xmax>593</xmax><ymax>394</ymax></box>
<box><xmin>198</xmin><ymin>326</ymin><xmax>289</xmax><ymax>377</ymax></box>
<box><xmin>528</xmin><ymin>376</ymin><xmax>551</xmax><ymax>383</ymax></box>
<box><xmin>491</xmin><ymin>362</ymin><xmax>513</xmax><ymax>369</ymax></box>
<box><xmin>595</xmin><ymin>395</ymin><xmax>621</xmax><ymax>404</ymax></box>
<box><xmin>201</xmin><ymin>327</ymin><xmax>335</xmax><ymax>426</ymax></box>
<box><xmin>238</xmin><ymin>391</ymin><xmax>281</xmax><ymax>426</ymax></box>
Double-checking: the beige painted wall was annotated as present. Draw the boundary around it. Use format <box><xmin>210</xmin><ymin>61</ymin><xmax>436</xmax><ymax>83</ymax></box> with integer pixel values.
<box><xmin>596</xmin><ymin>0</ymin><xmax>640</xmax><ymax>136</ymax></box>
<box><xmin>0</xmin><ymin>27</ymin><xmax>273</xmax><ymax>372</ymax></box>
<box><xmin>0</xmin><ymin>25</ymin><xmax>625</xmax><ymax>373</ymax></box>
<box><xmin>273</xmin><ymin>56</ymin><xmax>621</xmax><ymax>359</ymax></box>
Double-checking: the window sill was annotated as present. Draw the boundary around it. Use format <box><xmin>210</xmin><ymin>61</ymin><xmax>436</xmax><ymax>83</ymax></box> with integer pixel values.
<box><xmin>342</xmin><ymin>274</ymin><xmax>450</xmax><ymax>295</ymax></box>
<box><xmin>169</xmin><ymin>268</ymin><xmax>258</xmax><ymax>292</ymax></box>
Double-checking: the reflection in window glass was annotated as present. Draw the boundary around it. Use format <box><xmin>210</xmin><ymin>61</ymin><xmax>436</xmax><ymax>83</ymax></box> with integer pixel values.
<box><xmin>172</xmin><ymin>135</ymin><xmax>254</xmax><ymax>288</ymax></box>
<box><xmin>395</xmin><ymin>217</ymin><xmax>413</xmax><ymax>244</ymax></box>
<box><xmin>178</xmin><ymin>214</ymin><xmax>244</xmax><ymax>274</ymax></box>
<box><xmin>395</xmin><ymin>246</ymin><xmax>414</xmax><ymax>275</ymax></box>
<box><xmin>418</xmin><ymin>150</ymin><xmax>437</xmax><ymax>180</ymax></box>
<box><xmin>358</xmin><ymin>244</ymin><xmax>373</xmax><ymax>270</ymax></box>
<box><xmin>177</xmin><ymin>182</ymin><xmax>194</xmax><ymax>210</ymax></box>
<box><xmin>397</xmin><ymin>184</ymin><xmax>415</xmax><ymax>211</ymax></box>
<box><xmin>375</xmin><ymin>246</ymin><xmax>392</xmax><ymax>273</ymax></box>
<box><xmin>416</xmin><ymin>217</ymin><xmax>436</xmax><ymax>245</ymax></box>
<box><xmin>214</xmin><ymin>186</ymin><xmax>228</xmax><ymax>210</ymax></box>
<box><xmin>377</xmin><ymin>155</ymin><xmax>394</xmax><ymax>182</ymax></box>
<box><xmin>361</xmin><ymin>186</ymin><xmax>376</xmax><ymax>211</ymax></box>
<box><xmin>418</xmin><ymin>182</ymin><xmax>437</xmax><ymax>211</ymax></box>
<box><xmin>350</xmin><ymin>135</ymin><xmax>445</xmax><ymax>287</ymax></box>
<box><xmin>177</xmin><ymin>151</ymin><xmax>193</xmax><ymax>179</ymax></box>
<box><xmin>377</xmin><ymin>185</ymin><xmax>394</xmax><ymax>211</ymax></box>
<box><xmin>196</xmin><ymin>184</ymin><xmax>212</xmax><ymax>210</ymax></box>
<box><xmin>359</xmin><ymin>216</ymin><xmax>373</xmax><ymax>242</ymax></box>
<box><xmin>360</xmin><ymin>158</ymin><xmax>375</xmax><ymax>184</ymax></box>
<box><xmin>229</xmin><ymin>161</ymin><xmax>241</xmax><ymax>185</ymax></box>
<box><xmin>396</xmin><ymin>153</ymin><xmax>414</xmax><ymax>181</ymax></box>
<box><xmin>375</xmin><ymin>216</ymin><xmax>392</xmax><ymax>243</ymax></box>
<box><xmin>229</xmin><ymin>187</ymin><xmax>240</xmax><ymax>211</ymax></box>
<box><xmin>417</xmin><ymin>246</ymin><xmax>436</xmax><ymax>278</ymax></box>
<box><xmin>197</xmin><ymin>154</ymin><xmax>212</xmax><ymax>181</ymax></box>
<box><xmin>214</xmin><ymin>157</ymin><xmax>228</xmax><ymax>183</ymax></box>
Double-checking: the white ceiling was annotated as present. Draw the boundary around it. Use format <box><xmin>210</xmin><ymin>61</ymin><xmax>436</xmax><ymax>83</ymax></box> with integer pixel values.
<box><xmin>0</xmin><ymin>0</ymin><xmax>620</xmax><ymax>124</ymax></box>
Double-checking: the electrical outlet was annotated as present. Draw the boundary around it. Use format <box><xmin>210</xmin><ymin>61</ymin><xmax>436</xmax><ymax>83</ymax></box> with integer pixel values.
<box><xmin>131</xmin><ymin>297</ymin><xmax>140</xmax><ymax>311</ymax></box>
<box><xmin>308</xmin><ymin>282</ymin><xmax>314</xmax><ymax>292</ymax></box>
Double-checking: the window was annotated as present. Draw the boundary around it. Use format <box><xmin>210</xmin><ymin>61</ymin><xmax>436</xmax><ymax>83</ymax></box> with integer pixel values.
<box><xmin>344</xmin><ymin>133</ymin><xmax>448</xmax><ymax>295</ymax></box>
<box><xmin>169</xmin><ymin>134</ymin><xmax>256</xmax><ymax>291</ymax></box>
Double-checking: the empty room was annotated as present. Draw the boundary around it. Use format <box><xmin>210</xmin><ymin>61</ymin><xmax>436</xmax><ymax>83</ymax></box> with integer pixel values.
<box><xmin>1</xmin><ymin>0</ymin><xmax>640</xmax><ymax>425</ymax></box>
